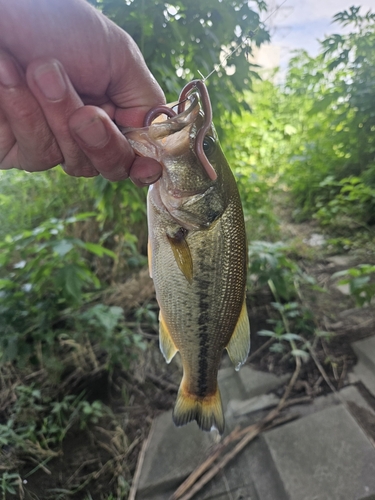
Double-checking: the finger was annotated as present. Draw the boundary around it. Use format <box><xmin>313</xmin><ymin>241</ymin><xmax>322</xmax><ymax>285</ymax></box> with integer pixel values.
<box><xmin>26</xmin><ymin>58</ymin><xmax>98</xmax><ymax>177</ymax></box>
<box><xmin>0</xmin><ymin>107</ymin><xmax>15</xmax><ymax>169</ymax></box>
<box><xmin>68</xmin><ymin>105</ymin><xmax>137</xmax><ymax>181</ymax></box>
<box><xmin>129</xmin><ymin>156</ymin><xmax>162</xmax><ymax>187</ymax></box>
<box><xmin>0</xmin><ymin>50</ymin><xmax>63</xmax><ymax>171</ymax></box>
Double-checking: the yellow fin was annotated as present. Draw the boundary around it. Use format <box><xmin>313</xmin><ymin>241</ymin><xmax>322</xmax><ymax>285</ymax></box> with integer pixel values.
<box><xmin>159</xmin><ymin>311</ymin><xmax>178</xmax><ymax>363</ymax></box>
<box><xmin>226</xmin><ymin>298</ymin><xmax>250</xmax><ymax>371</ymax></box>
<box><xmin>172</xmin><ymin>378</ymin><xmax>224</xmax><ymax>434</ymax></box>
<box><xmin>167</xmin><ymin>231</ymin><xmax>193</xmax><ymax>284</ymax></box>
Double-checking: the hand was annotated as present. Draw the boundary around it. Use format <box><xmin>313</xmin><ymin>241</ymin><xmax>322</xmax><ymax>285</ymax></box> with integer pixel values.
<box><xmin>0</xmin><ymin>0</ymin><xmax>165</xmax><ymax>185</ymax></box>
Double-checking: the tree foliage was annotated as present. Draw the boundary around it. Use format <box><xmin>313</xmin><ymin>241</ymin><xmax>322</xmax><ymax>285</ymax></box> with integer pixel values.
<box><xmin>275</xmin><ymin>7</ymin><xmax>375</xmax><ymax>228</ymax></box>
<box><xmin>89</xmin><ymin>0</ymin><xmax>270</xmax><ymax>113</ymax></box>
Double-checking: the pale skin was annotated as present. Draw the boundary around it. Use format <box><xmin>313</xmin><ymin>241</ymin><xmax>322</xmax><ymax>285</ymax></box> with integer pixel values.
<box><xmin>0</xmin><ymin>0</ymin><xmax>165</xmax><ymax>185</ymax></box>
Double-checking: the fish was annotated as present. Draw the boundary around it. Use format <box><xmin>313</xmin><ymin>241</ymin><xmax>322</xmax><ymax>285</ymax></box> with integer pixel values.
<box><xmin>124</xmin><ymin>80</ymin><xmax>250</xmax><ymax>434</ymax></box>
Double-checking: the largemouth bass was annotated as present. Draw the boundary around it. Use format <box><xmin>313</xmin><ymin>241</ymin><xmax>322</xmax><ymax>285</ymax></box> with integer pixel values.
<box><xmin>125</xmin><ymin>80</ymin><xmax>250</xmax><ymax>434</ymax></box>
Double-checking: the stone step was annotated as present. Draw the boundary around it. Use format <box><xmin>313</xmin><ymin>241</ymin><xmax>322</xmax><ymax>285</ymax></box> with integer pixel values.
<box><xmin>136</xmin><ymin>366</ymin><xmax>290</xmax><ymax>499</ymax></box>
<box><xmin>135</xmin><ymin>364</ymin><xmax>375</xmax><ymax>500</ymax></box>
<box><xmin>218</xmin><ymin>365</ymin><xmax>289</xmax><ymax>409</ymax></box>
<box><xmin>135</xmin><ymin>410</ymin><xmax>285</xmax><ymax>500</ymax></box>
<box><xmin>135</xmin><ymin>410</ymin><xmax>216</xmax><ymax>498</ymax></box>
<box><xmin>351</xmin><ymin>336</ymin><xmax>375</xmax><ymax>397</ymax></box>
<box><xmin>264</xmin><ymin>404</ymin><xmax>375</xmax><ymax>500</ymax></box>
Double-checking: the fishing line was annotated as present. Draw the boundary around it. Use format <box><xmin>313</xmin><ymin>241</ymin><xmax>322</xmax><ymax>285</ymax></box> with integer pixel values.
<box><xmin>198</xmin><ymin>0</ymin><xmax>288</xmax><ymax>82</ymax></box>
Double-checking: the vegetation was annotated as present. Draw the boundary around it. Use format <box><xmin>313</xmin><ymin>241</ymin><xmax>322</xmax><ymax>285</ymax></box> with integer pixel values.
<box><xmin>1</xmin><ymin>2</ymin><xmax>375</xmax><ymax>499</ymax></box>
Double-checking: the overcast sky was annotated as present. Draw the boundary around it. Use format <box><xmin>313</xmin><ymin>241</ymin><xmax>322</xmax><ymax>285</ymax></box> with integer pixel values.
<box><xmin>265</xmin><ymin>0</ymin><xmax>375</xmax><ymax>66</ymax></box>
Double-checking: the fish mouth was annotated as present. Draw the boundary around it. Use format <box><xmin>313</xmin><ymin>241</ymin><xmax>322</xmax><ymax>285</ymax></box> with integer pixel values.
<box><xmin>123</xmin><ymin>81</ymin><xmax>217</xmax><ymax>182</ymax></box>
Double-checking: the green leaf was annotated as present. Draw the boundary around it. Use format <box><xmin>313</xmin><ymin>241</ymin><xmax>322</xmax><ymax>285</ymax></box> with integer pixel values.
<box><xmin>53</xmin><ymin>240</ymin><xmax>74</xmax><ymax>257</ymax></box>
<box><xmin>281</xmin><ymin>333</ymin><xmax>303</xmax><ymax>342</ymax></box>
<box><xmin>257</xmin><ymin>329</ymin><xmax>277</xmax><ymax>337</ymax></box>
<box><xmin>82</xmin><ymin>242</ymin><xmax>117</xmax><ymax>259</ymax></box>
<box><xmin>291</xmin><ymin>349</ymin><xmax>310</xmax><ymax>360</ymax></box>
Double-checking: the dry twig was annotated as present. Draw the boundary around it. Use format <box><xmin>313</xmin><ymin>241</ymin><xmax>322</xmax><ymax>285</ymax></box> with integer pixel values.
<box><xmin>129</xmin><ymin>425</ymin><xmax>155</xmax><ymax>500</ymax></box>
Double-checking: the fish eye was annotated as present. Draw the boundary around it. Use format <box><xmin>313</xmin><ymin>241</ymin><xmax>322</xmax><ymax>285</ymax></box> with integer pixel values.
<box><xmin>202</xmin><ymin>135</ymin><xmax>216</xmax><ymax>156</ymax></box>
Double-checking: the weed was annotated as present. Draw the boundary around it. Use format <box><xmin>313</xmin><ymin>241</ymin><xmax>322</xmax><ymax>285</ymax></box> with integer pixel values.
<box><xmin>333</xmin><ymin>264</ymin><xmax>375</xmax><ymax>306</ymax></box>
<box><xmin>0</xmin><ymin>472</ymin><xmax>22</xmax><ymax>500</ymax></box>
<box><xmin>248</xmin><ymin>241</ymin><xmax>315</xmax><ymax>301</ymax></box>
<box><xmin>249</xmin><ymin>241</ymin><xmax>322</xmax><ymax>359</ymax></box>
<box><xmin>0</xmin><ymin>386</ymin><xmax>110</xmax><ymax>457</ymax></box>
<box><xmin>315</xmin><ymin>176</ymin><xmax>375</xmax><ymax>230</ymax></box>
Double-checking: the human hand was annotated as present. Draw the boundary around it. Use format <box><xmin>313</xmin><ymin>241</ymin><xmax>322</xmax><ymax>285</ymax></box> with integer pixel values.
<box><xmin>0</xmin><ymin>0</ymin><xmax>165</xmax><ymax>185</ymax></box>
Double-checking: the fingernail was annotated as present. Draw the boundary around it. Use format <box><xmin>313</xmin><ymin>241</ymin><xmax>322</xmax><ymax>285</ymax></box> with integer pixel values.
<box><xmin>0</xmin><ymin>56</ymin><xmax>21</xmax><ymax>87</ymax></box>
<box><xmin>34</xmin><ymin>61</ymin><xmax>67</xmax><ymax>101</ymax></box>
<box><xmin>73</xmin><ymin>117</ymin><xmax>109</xmax><ymax>147</ymax></box>
<box><xmin>138</xmin><ymin>173</ymin><xmax>161</xmax><ymax>185</ymax></box>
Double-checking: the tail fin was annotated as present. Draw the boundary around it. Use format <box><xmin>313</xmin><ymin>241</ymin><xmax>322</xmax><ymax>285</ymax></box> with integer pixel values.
<box><xmin>172</xmin><ymin>380</ymin><xmax>224</xmax><ymax>434</ymax></box>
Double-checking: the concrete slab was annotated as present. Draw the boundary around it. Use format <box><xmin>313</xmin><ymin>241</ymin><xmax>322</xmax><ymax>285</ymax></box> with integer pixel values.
<box><xmin>238</xmin><ymin>366</ymin><xmax>289</xmax><ymax>399</ymax></box>
<box><xmin>218</xmin><ymin>367</ymin><xmax>246</xmax><ymax>410</ymax></box>
<box><xmin>245</xmin><ymin>435</ymin><xmax>289</xmax><ymax>500</ymax></box>
<box><xmin>351</xmin><ymin>362</ymin><xmax>375</xmax><ymax>397</ymax></box>
<box><xmin>136</xmin><ymin>411</ymin><xmax>216</xmax><ymax>498</ymax></box>
<box><xmin>350</xmin><ymin>337</ymin><xmax>375</xmax><ymax>396</ymax></box>
<box><xmin>340</xmin><ymin>385</ymin><xmax>375</xmax><ymax>416</ymax></box>
<box><xmin>264</xmin><ymin>405</ymin><xmax>375</xmax><ymax>500</ymax></box>
<box><xmin>352</xmin><ymin>337</ymin><xmax>375</xmax><ymax>372</ymax></box>
<box><xmin>148</xmin><ymin>477</ymin><xmax>259</xmax><ymax>500</ymax></box>
<box><xmin>227</xmin><ymin>393</ymin><xmax>280</xmax><ymax>418</ymax></box>
<box><xmin>326</xmin><ymin>255</ymin><xmax>354</xmax><ymax>267</ymax></box>
<box><xmin>192</xmin><ymin>463</ymin><xmax>260</xmax><ymax>500</ymax></box>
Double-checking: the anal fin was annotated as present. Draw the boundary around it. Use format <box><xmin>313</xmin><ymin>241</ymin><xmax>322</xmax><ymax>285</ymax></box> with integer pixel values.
<box><xmin>159</xmin><ymin>311</ymin><xmax>178</xmax><ymax>363</ymax></box>
<box><xmin>226</xmin><ymin>298</ymin><xmax>250</xmax><ymax>371</ymax></box>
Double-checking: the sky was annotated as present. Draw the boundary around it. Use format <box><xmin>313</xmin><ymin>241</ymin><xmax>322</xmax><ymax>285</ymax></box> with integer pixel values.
<box><xmin>264</xmin><ymin>0</ymin><xmax>375</xmax><ymax>67</ymax></box>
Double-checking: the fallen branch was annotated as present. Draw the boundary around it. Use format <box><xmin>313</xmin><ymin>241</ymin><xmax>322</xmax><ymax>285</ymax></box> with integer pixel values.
<box><xmin>128</xmin><ymin>425</ymin><xmax>155</xmax><ymax>500</ymax></box>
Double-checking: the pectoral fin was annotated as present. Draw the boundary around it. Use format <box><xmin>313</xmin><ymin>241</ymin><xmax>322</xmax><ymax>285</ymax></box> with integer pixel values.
<box><xmin>159</xmin><ymin>311</ymin><xmax>178</xmax><ymax>363</ymax></box>
<box><xmin>167</xmin><ymin>230</ymin><xmax>193</xmax><ymax>284</ymax></box>
<box><xmin>226</xmin><ymin>298</ymin><xmax>250</xmax><ymax>371</ymax></box>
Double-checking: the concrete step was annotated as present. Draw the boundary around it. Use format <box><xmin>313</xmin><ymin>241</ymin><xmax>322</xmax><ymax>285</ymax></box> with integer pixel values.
<box><xmin>136</xmin><ymin>366</ymin><xmax>290</xmax><ymax>499</ymax></box>
<box><xmin>351</xmin><ymin>336</ymin><xmax>375</xmax><ymax>397</ymax></box>
<box><xmin>135</xmin><ymin>410</ymin><xmax>216</xmax><ymax>498</ymax></box>
<box><xmin>135</xmin><ymin>364</ymin><xmax>375</xmax><ymax>500</ymax></box>
<box><xmin>264</xmin><ymin>404</ymin><xmax>375</xmax><ymax>500</ymax></box>
<box><xmin>218</xmin><ymin>365</ymin><xmax>289</xmax><ymax>410</ymax></box>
